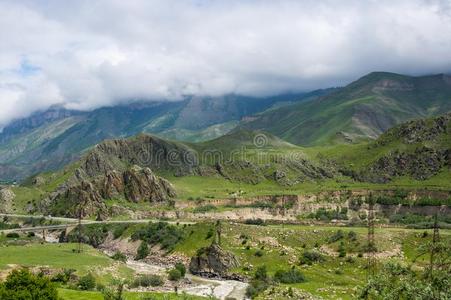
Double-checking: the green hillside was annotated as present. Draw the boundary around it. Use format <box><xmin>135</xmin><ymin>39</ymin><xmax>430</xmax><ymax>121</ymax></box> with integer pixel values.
<box><xmin>0</xmin><ymin>93</ymin><xmax>320</xmax><ymax>182</ymax></box>
<box><xmin>243</xmin><ymin>72</ymin><xmax>451</xmax><ymax>146</ymax></box>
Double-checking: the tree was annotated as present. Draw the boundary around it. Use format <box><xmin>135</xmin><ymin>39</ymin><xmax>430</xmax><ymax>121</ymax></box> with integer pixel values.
<box><xmin>135</xmin><ymin>241</ymin><xmax>149</xmax><ymax>260</ymax></box>
<box><xmin>102</xmin><ymin>279</ymin><xmax>125</xmax><ymax>300</ymax></box>
<box><xmin>77</xmin><ymin>273</ymin><xmax>96</xmax><ymax>290</ymax></box>
<box><xmin>0</xmin><ymin>269</ymin><xmax>58</xmax><ymax>300</ymax></box>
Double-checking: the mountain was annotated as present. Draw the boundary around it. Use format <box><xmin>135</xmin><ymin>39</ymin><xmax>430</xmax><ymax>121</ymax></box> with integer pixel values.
<box><xmin>0</xmin><ymin>92</ymin><xmax>325</xmax><ymax>181</ymax></box>
<box><xmin>316</xmin><ymin>112</ymin><xmax>451</xmax><ymax>183</ymax></box>
<box><xmin>5</xmin><ymin>113</ymin><xmax>451</xmax><ymax>217</ymax></box>
<box><xmin>28</xmin><ymin>129</ymin><xmax>331</xmax><ymax>217</ymax></box>
<box><xmin>242</xmin><ymin>72</ymin><xmax>451</xmax><ymax>146</ymax></box>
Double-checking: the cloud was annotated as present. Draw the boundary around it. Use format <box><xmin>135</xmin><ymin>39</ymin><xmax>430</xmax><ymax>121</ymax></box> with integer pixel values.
<box><xmin>1</xmin><ymin>0</ymin><xmax>451</xmax><ymax>128</ymax></box>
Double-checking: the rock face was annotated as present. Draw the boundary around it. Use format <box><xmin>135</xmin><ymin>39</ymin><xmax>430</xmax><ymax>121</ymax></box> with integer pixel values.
<box><xmin>46</xmin><ymin>164</ymin><xmax>176</xmax><ymax>218</ymax></box>
<box><xmin>0</xmin><ymin>187</ymin><xmax>15</xmax><ymax>213</ymax></box>
<box><xmin>43</xmin><ymin>135</ymin><xmax>180</xmax><ymax>218</ymax></box>
<box><xmin>189</xmin><ymin>244</ymin><xmax>239</xmax><ymax>278</ymax></box>
<box><xmin>356</xmin><ymin>112</ymin><xmax>451</xmax><ymax>183</ymax></box>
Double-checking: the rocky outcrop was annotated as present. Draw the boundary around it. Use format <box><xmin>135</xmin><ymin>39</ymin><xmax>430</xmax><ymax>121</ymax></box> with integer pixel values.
<box><xmin>46</xmin><ymin>164</ymin><xmax>176</xmax><ymax>218</ymax></box>
<box><xmin>356</xmin><ymin>112</ymin><xmax>451</xmax><ymax>183</ymax></box>
<box><xmin>360</xmin><ymin>147</ymin><xmax>449</xmax><ymax>183</ymax></box>
<box><xmin>189</xmin><ymin>244</ymin><xmax>239</xmax><ymax>278</ymax></box>
<box><xmin>0</xmin><ymin>187</ymin><xmax>15</xmax><ymax>213</ymax></box>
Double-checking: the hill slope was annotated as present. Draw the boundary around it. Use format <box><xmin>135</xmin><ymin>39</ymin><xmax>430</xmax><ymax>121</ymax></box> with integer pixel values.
<box><xmin>0</xmin><ymin>92</ymin><xmax>324</xmax><ymax>181</ymax></box>
<box><xmin>243</xmin><ymin>72</ymin><xmax>451</xmax><ymax>145</ymax></box>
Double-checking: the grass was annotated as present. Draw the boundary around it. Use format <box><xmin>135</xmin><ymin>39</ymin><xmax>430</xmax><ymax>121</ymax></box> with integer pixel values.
<box><xmin>58</xmin><ymin>289</ymin><xmax>207</xmax><ymax>300</ymax></box>
<box><xmin>173</xmin><ymin>222</ymin><xmax>450</xmax><ymax>299</ymax></box>
<box><xmin>0</xmin><ymin>242</ymin><xmax>133</xmax><ymax>283</ymax></box>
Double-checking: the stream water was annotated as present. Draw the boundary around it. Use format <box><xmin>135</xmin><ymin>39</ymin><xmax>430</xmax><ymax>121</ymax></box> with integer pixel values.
<box><xmin>123</xmin><ymin>255</ymin><xmax>248</xmax><ymax>300</ymax></box>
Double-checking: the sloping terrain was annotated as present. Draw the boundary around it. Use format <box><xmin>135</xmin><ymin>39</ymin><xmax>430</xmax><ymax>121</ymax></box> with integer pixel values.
<box><xmin>0</xmin><ymin>92</ymin><xmax>323</xmax><ymax>182</ymax></box>
<box><xmin>243</xmin><ymin>72</ymin><xmax>451</xmax><ymax>146</ymax></box>
<box><xmin>313</xmin><ymin>112</ymin><xmax>451</xmax><ymax>183</ymax></box>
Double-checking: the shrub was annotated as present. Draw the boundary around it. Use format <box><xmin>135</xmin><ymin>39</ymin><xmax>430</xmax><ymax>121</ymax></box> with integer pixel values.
<box><xmin>78</xmin><ymin>273</ymin><xmax>96</xmax><ymax>290</ymax></box>
<box><xmin>111</xmin><ymin>251</ymin><xmax>127</xmax><ymax>262</ymax></box>
<box><xmin>135</xmin><ymin>241</ymin><xmax>149</xmax><ymax>260</ymax></box>
<box><xmin>308</xmin><ymin>208</ymin><xmax>348</xmax><ymax>221</ymax></box>
<box><xmin>300</xmin><ymin>250</ymin><xmax>325</xmax><ymax>265</ymax></box>
<box><xmin>328</xmin><ymin>230</ymin><xmax>345</xmax><ymax>243</ymax></box>
<box><xmin>6</xmin><ymin>232</ymin><xmax>20</xmax><ymax>238</ymax></box>
<box><xmin>112</xmin><ymin>224</ymin><xmax>129</xmax><ymax>239</ymax></box>
<box><xmin>132</xmin><ymin>275</ymin><xmax>164</xmax><ymax>287</ymax></box>
<box><xmin>0</xmin><ymin>269</ymin><xmax>58</xmax><ymax>300</ymax></box>
<box><xmin>254</xmin><ymin>266</ymin><xmax>268</xmax><ymax>281</ymax></box>
<box><xmin>274</xmin><ymin>268</ymin><xmax>306</xmax><ymax>283</ymax></box>
<box><xmin>254</xmin><ymin>250</ymin><xmax>264</xmax><ymax>257</ymax></box>
<box><xmin>244</xmin><ymin>218</ymin><xmax>266</xmax><ymax>226</ymax></box>
<box><xmin>347</xmin><ymin>231</ymin><xmax>357</xmax><ymax>241</ymax></box>
<box><xmin>175</xmin><ymin>262</ymin><xmax>186</xmax><ymax>277</ymax></box>
<box><xmin>338</xmin><ymin>241</ymin><xmax>346</xmax><ymax>257</ymax></box>
<box><xmin>205</xmin><ymin>228</ymin><xmax>214</xmax><ymax>240</ymax></box>
<box><xmin>246</xmin><ymin>279</ymin><xmax>269</xmax><ymax>298</ymax></box>
<box><xmin>51</xmin><ymin>269</ymin><xmax>74</xmax><ymax>284</ymax></box>
<box><xmin>168</xmin><ymin>269</ymin><xmax>182</xmax><ymax>281</ymax></box>
<box><xmin>131</xmin><ymin>222</ymin><xmax>184</xmax><ymax>251</ymax></box>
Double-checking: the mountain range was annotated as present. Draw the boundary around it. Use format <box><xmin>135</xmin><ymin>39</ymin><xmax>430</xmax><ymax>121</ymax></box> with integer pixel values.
<box><xmin>1</xmin><ymin>71</ymin><xmax>450</xmax><ymax>182</ymax></box>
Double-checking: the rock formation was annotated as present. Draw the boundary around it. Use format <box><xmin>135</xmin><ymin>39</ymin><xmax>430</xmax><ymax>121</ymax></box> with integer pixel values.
<box><xmin>0</xmin><ymin>187</ymin><xmax>15</xmax><ymax>213</ymax></box>
<box><xmin>189</xmin><ymin>244</ymin><xmax>239</xmax><ymax>278</ymax></box>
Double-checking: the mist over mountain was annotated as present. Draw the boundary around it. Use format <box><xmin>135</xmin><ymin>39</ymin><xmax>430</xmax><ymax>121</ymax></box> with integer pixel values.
<box><xmin>0</xmin><ymin>91</ymin><xmax>323</xmax><ymax>181</ymax></box>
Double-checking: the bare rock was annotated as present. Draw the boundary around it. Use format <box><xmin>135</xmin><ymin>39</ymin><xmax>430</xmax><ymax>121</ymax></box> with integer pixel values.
<box><xmin>0</xmin><ymin>187</ymin><xmax>15</xmax><ymax>213</ymax></box>
<box><xmin>189</xmin><ymin>244</ymin><xmax>239</xmax><ymax>278</ymax></box>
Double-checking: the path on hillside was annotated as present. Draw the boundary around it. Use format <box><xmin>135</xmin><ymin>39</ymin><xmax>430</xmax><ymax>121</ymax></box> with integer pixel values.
<box><xmin>0</xmin><ymin>213</ymin><xmax>196</xmax><ymax>234</ymax></box>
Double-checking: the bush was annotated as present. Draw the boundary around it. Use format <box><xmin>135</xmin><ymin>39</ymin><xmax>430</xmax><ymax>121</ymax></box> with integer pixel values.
<box><xmin>131</xmin><ymin>275</ymin><xmax>164</xmax><ymax>287</ymax></box>
<box><xmin>135</xmin><ymin>241</ymin><xmax>149</xmax><ymax>260</ymax></box>
<box><xmin>131</xmin><ymin>222</ymin><xmax>184</xmax><ymax>251</ymax></box>
<box><xmin>51</xmin><ymin>269</ymin><xmax>74</xmax><ymax>284</ymax></box>
<box><xmin>6</xmin><ymin>232</ymin><xmax>20</xmax><ymax>238</ymax></box>
<box><xmin>0</xmin><ymin>269</ymin><xmax>58</xmax><ymax>300</ymax></box>
<box><xmin>168</xmin><ymin>269</ymin><xmax>182</xmax><ymax>281</ymax></box>
<box><xmin>254</xmin><ymin>266</ymin><xmax>268</xmax><ymax>281</ymax></box>
<box><xmin>244</xmin><ymin>218</ymin><xmax>266</xmax><ymax>226</ymax></box>
<box><xmin>175</xmin><ymin>263</ymin><xmax>186</xmax><ymax>277</ymax></box>
<box><xmin>254</xmin><ymin>250</ymin><xmax>264</xmax><ymax>257</ymax></box>
<box><xmin>300</xmin><ymin>250</ymin><xmax>325</xmax><ymax>265</ymax></box>
<box><xmin>112</xmin><ymin>224</ymin><xmax>129</xmax><ymax>239</ymax></box>
<box><xmin>111</xmin><ymin>251</ymin><xmax>127</xmax><ymax>262</ymax></box>
<box><xmin>328</xmin><ymin>230</ymin><xmax>345</xmax><ymax>243</ymax></box>
<box><xmin>307</xmin><ymin>208</ymin><xmax>348</xmax><ymax>221</ymax></box>
<box><xmin>66</xmin><ymin>224</ymin><xmax>109</xmax><ymax>247</ymax></box>
<box><xmin>347</xmin><ymin>231</ymin><xmax>357</xmax><ymax>241</ymax></box>
<box><xmin>274</xmin><ymin>268</ymin><xmax>306</xmax><ymax>284</ymax></box>
<box><xmin>77</xmin><ymin>273</ymin><xmax>96</xmax><ymax>290</ymax></box>
<box><xmin>338</xmin><ymin>241</ymin><xmax>346</xmax><ymax>257</ymax></box>
<box><xmin>205</xmin><ymin>228</ymin><xmax>214</xmax><ymax>240</ymax></box>
<box><xmin>246</xmin><ymin>266</ymin><xmax>270</xmax><ymax>298</ymax></box>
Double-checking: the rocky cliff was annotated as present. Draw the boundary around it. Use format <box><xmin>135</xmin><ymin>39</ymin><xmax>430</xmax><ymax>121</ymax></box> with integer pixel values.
<box><xmin>42</xmin><ymin>135</ymin><xmax>182</xmax><ymax>218</ymax></box>
<box><xmin>356</xmin><ymin>112</ymin><xmax>451</xmax><ymax>183</ymax></box>
<box><xmin>189</xmin><ymin>244</ymin><xmax>239</xmax><ymax>278</ymax></box>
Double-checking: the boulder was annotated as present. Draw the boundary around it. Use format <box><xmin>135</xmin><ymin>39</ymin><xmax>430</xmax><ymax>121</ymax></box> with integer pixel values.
<box><xmin>189</xmin><ymin>244</ymin><xmax>239</xmax><ymax>278</ymax></box>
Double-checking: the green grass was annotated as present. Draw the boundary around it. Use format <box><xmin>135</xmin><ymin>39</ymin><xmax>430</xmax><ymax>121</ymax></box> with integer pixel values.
<box><xmin>0</xmin><ymin>243</ymin><xmax>133</xmax><ymax>282</ymax></box>
<box><xmin>58</xmin><ymin>289</ymin><xmax>207</xmax><ymax>300</ymax></box>
<box><xmin>174</xmin><ymin>222</ymin><xmax>451</xmax><ymax>300</ymax></box>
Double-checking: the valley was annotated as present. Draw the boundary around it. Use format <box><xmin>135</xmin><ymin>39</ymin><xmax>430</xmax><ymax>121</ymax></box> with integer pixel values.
<box><xmin>0</xmin><ymin>73</ymin><xmax>449</xmax><ymax>300</ymax></box>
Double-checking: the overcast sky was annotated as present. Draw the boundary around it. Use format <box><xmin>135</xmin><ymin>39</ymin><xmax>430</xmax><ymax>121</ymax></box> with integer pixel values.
<box><xmin>1</xmin><ymin>0</ymin><xmax>451</xmax><ymax>129</ymax></box>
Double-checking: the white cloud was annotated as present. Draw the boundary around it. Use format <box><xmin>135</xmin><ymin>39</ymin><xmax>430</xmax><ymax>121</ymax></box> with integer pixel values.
<box><xmin>1</xmin><ymin>0</ymin><xmax>451</xmax><ymax>128</ymax></box>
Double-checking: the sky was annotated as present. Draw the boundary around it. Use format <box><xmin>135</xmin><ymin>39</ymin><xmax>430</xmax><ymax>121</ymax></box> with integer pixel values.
<box><xmin>1</xmin><ymin>0</ymin><xmax>451</xmax><ymax>129</ymax></box>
